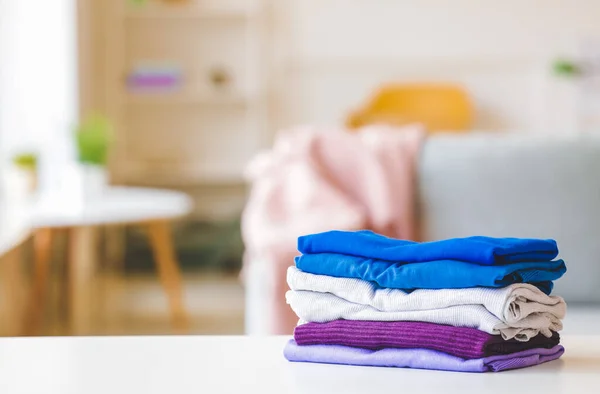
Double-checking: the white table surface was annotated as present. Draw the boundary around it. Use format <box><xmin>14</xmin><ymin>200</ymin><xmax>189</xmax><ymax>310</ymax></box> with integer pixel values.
<box><xmin>31</xmin><ymin>186</ymin><xmax>193</xmax><ymax>228</ymax></box>
<box><xmin>0</xmin><ymin>334</ymin><xmax>597</xmax><ymax>394</ymax></box>
<box><xmin>0</xmin><ymin>197</ymin><xmax>31</xmax><ymax>256</ymax></box>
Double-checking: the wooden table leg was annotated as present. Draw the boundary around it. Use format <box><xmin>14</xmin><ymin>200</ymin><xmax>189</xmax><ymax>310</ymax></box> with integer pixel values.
<box><xmin>22</xmin><ymin>228</ymin><xmax>53</xmax><ymax>336</ymax></box>
<box><xmin>104</xmin><ymin>225</ymin><xmax>126</xmax><ymax>271</ymax></box>
<box><xmin>0</xmin><ymin>245</ymin><xmax>26</xmax><ymax>336</ymax></box>
<box><xmin>68</xmin><ymin>226</ymin><xmax>98</xmax><ymax>335</ymax></box>
<box><xmin>146</xmin><ymin>220</ymin><xmax>189</xmax><ymax>332</ymax></box>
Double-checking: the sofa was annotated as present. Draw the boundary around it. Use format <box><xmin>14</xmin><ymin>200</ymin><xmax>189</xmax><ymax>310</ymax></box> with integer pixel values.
<box><xmin>245</xmin><ymin>132</ymin><xmax>600</xmax><ymax>334</ymax></box>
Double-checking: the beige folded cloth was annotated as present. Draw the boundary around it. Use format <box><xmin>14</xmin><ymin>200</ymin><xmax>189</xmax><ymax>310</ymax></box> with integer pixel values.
<box><xmin>286</xmin><ymin>266</ymin><xmax>566</xmax><ymax>341</ymax></box>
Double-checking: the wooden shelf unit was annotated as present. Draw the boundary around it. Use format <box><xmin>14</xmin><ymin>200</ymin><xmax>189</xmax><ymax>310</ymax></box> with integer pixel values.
<box><xmin>101</xmin><ymin>0</ymin><xmax>272</xmax><ymax>187</ymax></box>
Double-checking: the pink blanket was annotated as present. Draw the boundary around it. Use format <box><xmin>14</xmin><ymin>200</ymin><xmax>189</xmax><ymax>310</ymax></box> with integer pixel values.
<box><xmin>242</xmin><ymin>124</ymin><xmax>424</xmax><ymax>333</ymax></box>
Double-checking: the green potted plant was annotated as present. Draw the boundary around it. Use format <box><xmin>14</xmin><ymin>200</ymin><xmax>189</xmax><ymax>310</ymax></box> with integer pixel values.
<box><xmin>552</xmin><ymin>59</ymin><xmax>581</xmax><ymax>78</ymax></box>
<box><xmin>11</xmin><ymin>151</ymin><xmax>38</xmax><ymax>194</ymax></box>
<box><xmin>75</xmin><ymin>114</ymin><xmax>113</xmax><ymax>197</ymax></box>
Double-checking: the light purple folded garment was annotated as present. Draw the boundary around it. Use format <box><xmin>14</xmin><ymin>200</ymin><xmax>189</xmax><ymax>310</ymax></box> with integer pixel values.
<box><xmin>284</xmin><ymin>340</ymin><xmax>564</xmax><ymax>373</ymax></box>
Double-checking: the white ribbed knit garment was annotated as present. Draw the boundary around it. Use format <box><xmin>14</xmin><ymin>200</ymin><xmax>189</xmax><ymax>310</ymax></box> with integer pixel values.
<box><xmin>286</xmin><ymin>266</ymin><xmax>566</xmax><ymax>341</ymax></box>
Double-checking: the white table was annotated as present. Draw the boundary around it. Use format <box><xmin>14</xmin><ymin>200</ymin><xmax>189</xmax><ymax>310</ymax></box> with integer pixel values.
<box><xmin>0</xmin><ymin>334</ymin><xmax>597</xmax><ymax>394</ymax></box>
<box><xmin>0</xmin><ymin>200</ymin><xmax>30</xmax><ymax>257</ymax></box>
<box><xmin>24</xmin><ymin>186</ymin><xmax>193</xmax><ymax>335</ymax></box>
<box><xmin>31</xmin><ymin>186</ymin><xmax>192</xmax><ymax>228</ymax></box>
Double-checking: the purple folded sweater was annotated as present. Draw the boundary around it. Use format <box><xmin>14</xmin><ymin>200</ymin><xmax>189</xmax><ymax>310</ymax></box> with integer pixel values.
<box><xmin>284</xmin><ymin>340</ymin><xmax>564</xmax><ymax>373</ymax></box>
<box><xmin>294</xmin><ymin>320</ymin><xmax>560</xmax><ymax>360</ymax></box>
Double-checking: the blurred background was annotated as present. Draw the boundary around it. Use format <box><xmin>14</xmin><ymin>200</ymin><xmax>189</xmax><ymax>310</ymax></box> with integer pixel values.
<box><xmin>1</xmin><ymin>0</ymin><xmax>600</xmax><ymax>337</ymax></box>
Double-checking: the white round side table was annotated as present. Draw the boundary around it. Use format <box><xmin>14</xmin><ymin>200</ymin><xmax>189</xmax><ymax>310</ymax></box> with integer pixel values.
<box><xmin>24</xmin><ymin>186</ymin><xmax>193</xmax><ymax>335</ymax></box>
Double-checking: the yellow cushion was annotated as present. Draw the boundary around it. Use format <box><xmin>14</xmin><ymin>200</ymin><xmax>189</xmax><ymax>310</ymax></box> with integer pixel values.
<box><xmin>347</xmin><ymin>83</ymin><xmax>472</xmax><ymax>133</ymax></box>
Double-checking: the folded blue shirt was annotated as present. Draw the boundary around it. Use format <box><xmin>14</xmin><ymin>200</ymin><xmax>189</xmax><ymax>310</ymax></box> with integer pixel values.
<box><xmin>298</xmin><ymin>230</ymin><xmax>559</xmax><ymax>265</ymax></box>
<box><xmin>294</xmin><ymin>253</ymin><xmax>566</xmax><ymax>294</ymax></box>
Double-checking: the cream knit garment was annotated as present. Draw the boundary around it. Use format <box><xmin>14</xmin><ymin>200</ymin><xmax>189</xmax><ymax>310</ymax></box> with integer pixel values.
<box><xmin>286</xmin><ymin>266</ymin><xmax>566</xmax><ymax>341</ymax></box>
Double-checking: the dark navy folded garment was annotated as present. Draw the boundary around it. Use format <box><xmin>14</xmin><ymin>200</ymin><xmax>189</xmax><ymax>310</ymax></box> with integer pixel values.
<box><xmin>297</xmin><ymin>230</ymin><xmax>559</xmax><ymax>265</ymax></box>
<box><xmin>294</xmin><ymin>253</ymin><xmax>566</xmax><ymax>294</ymax></box>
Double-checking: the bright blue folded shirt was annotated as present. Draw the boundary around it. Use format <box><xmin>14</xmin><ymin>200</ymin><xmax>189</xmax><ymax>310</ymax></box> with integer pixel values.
<box><xmin>298</xmin><ymin>230</ymin><xmax>559</xmax><ymax>265</ymax></box>
<box><xmin>294</xmin><ymin>253</ymin><xmax>566</xmax><ymax>295</ymax></box>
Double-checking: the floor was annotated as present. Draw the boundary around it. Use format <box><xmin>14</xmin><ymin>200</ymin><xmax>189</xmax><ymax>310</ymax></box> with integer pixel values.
<box><xmin>40</xmin><ymin>272</ymin><xmax>245</xmax><ymax>336</ymax></box>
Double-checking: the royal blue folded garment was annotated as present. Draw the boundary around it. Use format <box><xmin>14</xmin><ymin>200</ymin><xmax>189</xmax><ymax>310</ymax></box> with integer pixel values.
<box><xmin>294</xmin><ymin>253</ymin><xmax>566</xmax><ymax>294</ymax></box>
<box><xmin>297</xmin><ymin>230</ymin><xmax>559</xmax><ymax>265</ymax></box>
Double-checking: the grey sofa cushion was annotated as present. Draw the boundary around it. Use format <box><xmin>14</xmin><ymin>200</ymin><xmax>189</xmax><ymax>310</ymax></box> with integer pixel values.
<box><xmin>419</xmin><ymin>133</ymin><xmax>600</xmax><ymax>302</ymax></box>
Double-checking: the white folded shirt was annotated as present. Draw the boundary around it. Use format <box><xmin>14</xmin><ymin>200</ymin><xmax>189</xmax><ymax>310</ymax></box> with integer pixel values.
<box><xmin>286</xmin><ymin>266</ymin><xmax>566</xmax><ymax>341</ymax></box>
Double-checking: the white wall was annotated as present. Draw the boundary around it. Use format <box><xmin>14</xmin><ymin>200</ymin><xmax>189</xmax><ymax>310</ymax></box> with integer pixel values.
<box><xmin>273</xmin><ymin>0</ymin><xmax>600</xmax><ymax>132</ymax></box>
<box><xmin>0</xmin><ymin>0</ymin><xmax>79</xmax><ymax>158</ymax></box>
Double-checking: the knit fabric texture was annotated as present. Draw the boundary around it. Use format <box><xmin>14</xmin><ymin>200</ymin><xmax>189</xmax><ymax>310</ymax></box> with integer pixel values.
<box><xmin>294</xmin><ymin>320</ymin><xmax>561</xmax><ymax>359</ymax></box>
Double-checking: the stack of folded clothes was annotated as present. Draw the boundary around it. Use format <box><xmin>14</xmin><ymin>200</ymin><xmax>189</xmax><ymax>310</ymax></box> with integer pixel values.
<box><xmin>284</xmin><ymin>230</ymin><xmax>567</xmax><ymax>372</ymax></box>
